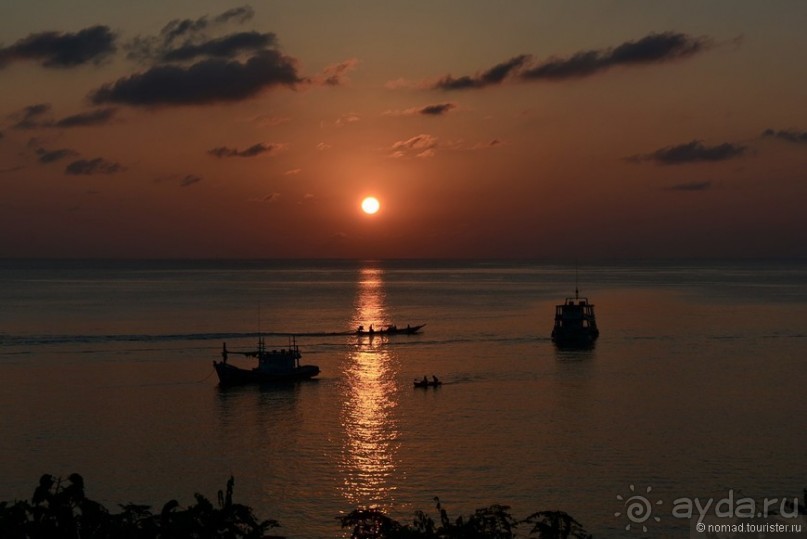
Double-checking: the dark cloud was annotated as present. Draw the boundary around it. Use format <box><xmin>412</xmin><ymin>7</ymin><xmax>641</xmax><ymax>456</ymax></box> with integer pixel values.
<box><xmin>521</xmin><ymin>32</ymin><xmax>710</xmax><ymax>81</ymax></box>
<box><xmin>65</xmin><ymin>157</ymin><xmax>125</xmax><ymax>175</ymax></box>
<box><xmin>91</xmin><ymin>50</ymin><xmax>302</xmax><ymax>106</ymax></box>
<box><xmin>207</xmin><ymin>143</ymin><xmax>278</xmax><ymax>158</ymax></box>
<box><xmin>35</xmin><ymin>147</ymin><xmax>79</xmax><ymax>164</ymax></box>
<box><xmin>214</xmin><ymin>6</ymin><xmax>255</xmax><ymax>25</ymax></box>
<box><xmin>10</xmin><ymin>103</ymin><xmax>52</xmax><ymax>129</ymax></box>
<box><xmin>762</xmin><ymin>128</ymin><xmax>807</xmax><ymax>144</ymax></box>
<box><xmin>430</xmin><ymin>32</ymin><xmax>710</xmax><ymax>90</ymax></box>
<box><xmin>434</xmin><ymin>55</ymin><xmax>530</xmax><ymax>90</ymax></box>
<box><xmin>666</xmin><ymin>180</ymin><xmax>713</xmax><ymax>191</ymax></box>
<box><xmin>127</xmin><ymin>6</ymin><xmax>256</xmax><ymax>63</ymax></box>
<box><xmin>161</xmin><ymin>31</ymin><xmax>276</xmax><ymax>62</ymax></box>
<box><xmin>419</xmin><ymin>103</ymin><xmax>457</xmax><ymax>116</ymax></box>
<box><xmin>54</xmin><ymin>108</ymin><xmax>118</xmax><ymax>128</ymax></box>
<box><xmin>10</xmin><ymin>103</ymin><xmax>117</xmax><ymax>129</ymax></box>
<box><xmin>628</xmin><ymin>140</ymin><xmax>746</xmax><ymax>165</ymax></box>
<box><xmin>0</xmin><ymin>25</ymin><xmax>116</xmax><ymax>68</ymax></box>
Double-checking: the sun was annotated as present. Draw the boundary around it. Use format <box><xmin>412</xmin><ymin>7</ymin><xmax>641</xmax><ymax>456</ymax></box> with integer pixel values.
<box><xmin>361</xmin><ymin>196</ymin><xmax>380</xmax><ymax>215</ymax></box>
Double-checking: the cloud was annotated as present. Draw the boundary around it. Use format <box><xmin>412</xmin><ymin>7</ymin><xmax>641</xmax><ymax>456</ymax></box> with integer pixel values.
<box><xmin>627</xmin><ymin>140</ymin><xmax>746</xmax><ymax>165</ymax></box>
<box><xmin>214</xmin><ymin>5</ymin><xmax>255</xmax><ymax>25</ymax></box>
<box><xmin>54</xmin><ymin>108</ymin><xmax>118</xmax><ymax>128</ymax></box>
<box><xmin>284</xmin><ymin>168</ymin><xmax>302</xmax><ymax>176</ymax></box>
<box><xmin>10</xmin><ymin>103</ymin><xmax>52</xmax><ymax>129</ymax></box>
<box><xmin>160</xmin><ymin>31</ymin><xmax>277</xmax><ymax>62</ymax></box>
<box><xmin>154</xmin><ymin>173</ymin><xmax>203</xmax><ymax>186</ymax></box>
<box><xmin>180</xmin><ymin>174</ymin><xmax>202</xmax><ymax>186</ymax></box>
<box><xmin>262</xmin><ymin>192</ymin><xmax>280</xmax><ymax>202</ymax></box>
<box><xmin>429</xmin><ymin>32</ymin><xmax>711</xmax><ymax>90</ymax></box>
<box><xmin>762</xmin><ymin>128</ymin><xmax>807</xmax><ymax>144</ymax></box>
<box><xmin>433</xmin><ymin>55</ymin><xmax>530</xmax><ymax>90</ymax></box>
<box><xmin>35</xmin><ymin>147</ymin><xmax>79</xmax><ymax>164</ymax></box>
<box><xmin>0</xmin><ymin>25</ymin><xmax>116</xmax><ymax>69</ymax></box>
<box><xmin>91</xmin><ymin>50</ymin><xmax>303</xmax><ymax>106</ymax></box>
<box><xmin>128</xmin><ymin>6</ymin><xmax>256</xmax><ymax>62</ymax></box>
<box><xmin>520</xmin><ymin>32</ymin><xmax>710</xmax><ymax>81</ymax></box>
<box><xmin>665</xmin><ymin>180</ymin><xmax>713</xmax><ymax>191</ymax></box>
<box><xmin>207</xmin><ymin>142</ymin><xmax>280</xmax><ymax>158</ymax></box>
<box><xmin>65</xmin><ymin>157</ymin><xmax>125</xmax><ymax>175</ymax></box>
<box><xmin>316</xmin><ymin>142</ymin><xmax>331</xmax><ymax>151</ymax></box>
<box><xmin>419</xmin><ymin>103</ymin><xmax>457</xmax><ymax>116</ymax></box>
<box><xmin>335</xmin><ymin>113</ymin><xmax>360</xmax><ymax>126</ymax></box>
<box><xmin>385</xmin><ymin>103</ymin><xmax>457</xmax><ymax>117</ymax></box>
<box><xmin>10</xmin><ymin>103</ymin><xmax>117</xmax><ymax>129</ymax></box>
<box><xmin>389</xmin><ymin>134</ymin><xmax>439</xmax><ymax>158</ymax></box>
<box><xmin>316</xmin><ymin>58</ymin><xmax>359</xmax><ymax>86</ymax></box>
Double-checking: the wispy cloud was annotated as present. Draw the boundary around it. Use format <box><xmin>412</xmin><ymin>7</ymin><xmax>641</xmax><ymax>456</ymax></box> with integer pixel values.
<box><xmin>35</xmin><ymin>147</ymin><xmax>79</xmax><ymax>164</ymax></box>
<box><xmin>389</xmin><ymin>134</ymin><xmax>439</xmax><ymax>158</ymax></box>
<box><xmin>433</xmin><ymin>55</ymin><xmax>530</xmax><ymax>90</ymax></box>
<box><xmin>180</xmin><ymin>174</ymin><xmax>202</xmax><ymax>186</ymax></box>
<box><xmin>384</xmin><ymin>103</ymin><xmax>457</xmax><ymax>117</ymax></box>
<box><xmin>0</xmin><ymin>25</ymin><xmax>117</xmax><ymax>69</ymax></box>
<box><xmin>126</xmin><ymin>6</ymin><xmax>256</xmax><ymax>63</ymax></box>
<box><xmin>10</xmin><ymin>103</ymin><xmax>52</xmax><ymax>129</ymax></box>
<box><xmin>9</xmin><ymin>103</ymin><xmax>118</xmax><ymax>129</ymax></box>
<box><xmin>335</xmin><ymin>113</ymin><xmax>360</xmax><ymax>127</ymax></box>
<box><xmin>54</xmin><ymin>108</ymin><xmax>118</xmax><ymax>128</ymax></box>
<box><xmin>427</xmin><ymin>32</ymin><xmax>711</xmax><ymax>90</ymax></box>
<box><xmin>207</xmin><ymin>142</ymin><xmax>281</xmax><ymax>158</ymax></box>
<box><xmin>762</xmin><ymin>128</ymin><xmax>807</xmax><ymax>144</ymax></box>
<box><xmin>65</xmin><ymin>157</ymin><xmax>125</xmax><ymax>175</ymax></box>
<box><xmin>315</xmin><ymin>58</ymin><xmax>359</xmax><ymax>86</ymax></box>
<box><xmin>160</xmin><ymin>31</ymin><xmax>277</xmax><ymax>63</ymax></box>
<box><xmin>520</xmin><ymin>32</ymin><xmax>709</xmax><ymax>81</ymax></box>
<box><xmin>627</xmin><ymin>140</ymin><xmax>746</xmax><ymax>165</ymax></box>
<box><xmin>665</xmin><ymin>180</ymin><xmax>713</xmax><ymax>192</ymax></box>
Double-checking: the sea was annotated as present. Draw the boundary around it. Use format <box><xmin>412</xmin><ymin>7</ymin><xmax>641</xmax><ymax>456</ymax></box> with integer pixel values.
<box><xmin>1</xmin><ymin>259</ymin><xmax>806</xmax><ymax>538</ymax></box>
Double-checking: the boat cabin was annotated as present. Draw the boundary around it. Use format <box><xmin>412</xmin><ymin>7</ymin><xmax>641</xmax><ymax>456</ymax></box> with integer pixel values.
<box><xmin>551</xmin><ymin>292</ymin><xmax>599</xmax><ymax>347</ymax></box>
<box><xmin>254</xmin><ymin>338</ymin><xmax>302</xmax><ymax>374</ymax></box>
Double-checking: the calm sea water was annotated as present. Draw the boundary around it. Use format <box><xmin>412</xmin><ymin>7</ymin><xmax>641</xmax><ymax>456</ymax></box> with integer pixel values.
<box><xmin>1</xmin><ymin>259</ymin><xmax>806</xmax><ymax>537</ymax></box>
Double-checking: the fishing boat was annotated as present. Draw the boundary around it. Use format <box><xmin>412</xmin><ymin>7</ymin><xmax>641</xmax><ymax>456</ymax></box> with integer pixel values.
<box><xmin>414</xmin><ymin>377</ymin><xmax>442</xmax><ymax>388</ymax></box>
<box><xmin>356</xmin><ymin>323</ymin><xmax>425</xmax><ymax>336</ymax></box>
<box><xmin>213</xmin><ymin>337</ymin><xmax>320</xmax><ymax>386</ymax></box>
<box><xmin>551</xmin><ymin>287</ymin><xmax>599</xmax><ymax>348</ymax></box>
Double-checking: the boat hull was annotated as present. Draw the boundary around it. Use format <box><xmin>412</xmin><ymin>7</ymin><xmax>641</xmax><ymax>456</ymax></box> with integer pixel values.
<box><xmin>414</xmin><ymin>381</ymin><xmax>442</xmax><ymax>388</ymax></box>
<box><xmin>356</xmin><ymin>324</ymin><xmax>425</xmax><ymax>336</ymax></box>
<box><xmin>213</xmin><ymin>361</ymin><xmax>320</xmax><ymax>386</ymax></box>
<box><xmin>551</xmin><ymin>328</ymin><xmax>599</xmax><ymax>348</ymax></box>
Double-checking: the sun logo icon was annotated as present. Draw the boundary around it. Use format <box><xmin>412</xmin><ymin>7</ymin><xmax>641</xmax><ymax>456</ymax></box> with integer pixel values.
<box><xmin>614</xmin><ymin>484</ymin><xmax>663</xmax><ymax>532</ymax></box>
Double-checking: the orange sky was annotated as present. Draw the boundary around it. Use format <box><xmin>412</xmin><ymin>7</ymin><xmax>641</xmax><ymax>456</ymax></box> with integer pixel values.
<box><xmin>1</xmin><ymin>1</ymin><xmax>806</xmax><ymax>259</ymax></box>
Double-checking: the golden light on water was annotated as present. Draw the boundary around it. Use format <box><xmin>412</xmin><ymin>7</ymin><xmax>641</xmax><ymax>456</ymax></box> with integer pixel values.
<box><xmin>339</xmin><ymin>265</ymin><xmax>400</xmax><ymax>506</ymax></box>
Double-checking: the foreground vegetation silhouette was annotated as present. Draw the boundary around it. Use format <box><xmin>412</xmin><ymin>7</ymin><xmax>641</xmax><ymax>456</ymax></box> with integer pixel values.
<box><xmin>0</xmin><ymin>474</ymin><xmax>592</xmax><ymax>538</ymax></box>
<box><xmin>339</xmin><ymin>498</ymin><xmax>592</xmax><ymax>538</ymax></box>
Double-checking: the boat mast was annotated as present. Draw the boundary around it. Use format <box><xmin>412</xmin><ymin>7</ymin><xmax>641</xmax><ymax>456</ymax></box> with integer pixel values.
<box><xmin>575</xmin><ymin>260</ymin><xmax>579</xmax><ymax>300</ymax></box>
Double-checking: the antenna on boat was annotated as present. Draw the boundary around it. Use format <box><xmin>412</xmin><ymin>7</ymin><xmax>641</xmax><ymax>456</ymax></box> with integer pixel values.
<box><xmin>575</xmin><ymin>259</ymin><xmax>579</xmax><ymax>300</ymax></box>
<box><xmin>258</xmin><ymin>303</ymin><xmax>265</xmax><ymax>353</ymax></box>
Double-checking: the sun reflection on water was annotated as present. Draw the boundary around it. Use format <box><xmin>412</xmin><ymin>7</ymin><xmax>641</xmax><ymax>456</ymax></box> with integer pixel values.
<box><xmin>339</xmin><ymin>265</ymin><xmax>400</xmax><ymax>507</ymax></box>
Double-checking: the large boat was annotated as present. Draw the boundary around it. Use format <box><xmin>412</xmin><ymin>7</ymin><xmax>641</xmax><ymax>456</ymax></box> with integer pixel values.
<box><xmin>551</xmin><ymin>287</ymin><xmax>599</xmax><ymax>348</ymax></box>
<box><xmin>355</xmin><ymin>323</ymin><xmax>425</xmax><ymax>336</ymax></box>
<box><xmin>213</xmin><ymin>337</ymin><xmax>320</xmax><ymax>386</ymax></box>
